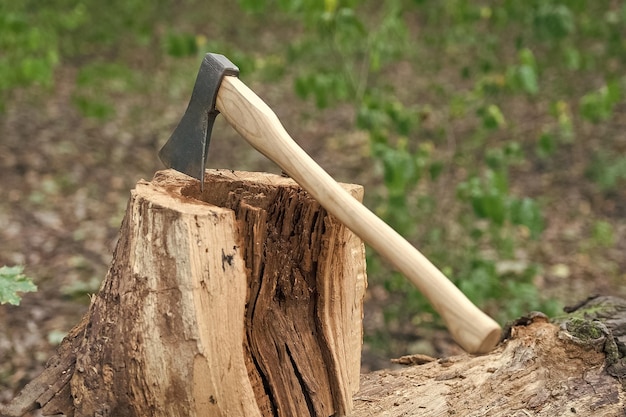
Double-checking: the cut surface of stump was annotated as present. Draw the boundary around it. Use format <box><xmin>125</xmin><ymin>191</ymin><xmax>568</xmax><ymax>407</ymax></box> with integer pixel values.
<box><xmin>1</xmin><ymin>169</ymin><xmax>367</xmax><ymax>417</ymax></box>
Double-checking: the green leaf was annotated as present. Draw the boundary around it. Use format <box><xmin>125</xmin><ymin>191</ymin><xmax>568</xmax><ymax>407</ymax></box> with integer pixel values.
<box><xmin>294</xmin><ymin>74</ymin><xmax>316</xmax><ymax>101</ymax></box>
<box><xmin>429</xmin><ymin>160</ymin><xmax>444</xmax><ymax>180</ymax></box>
<box><xmin>536</xmin><ymin>132</ymin><xmax>556</xmax><ymax>158</ymax></box>
<box><xmin>0</xmin><ymin>265</ymin><xmax>37</xmax><ymax>305</ymax></box>
<box><xmin>478</xmin><ymin>104</ymin><xmax>506</xmax><ymax>130</ymax></box>
<box><xmin>586</xmin><ymin>152</ymin><xmax>626</xmax><ymax>191</ymax></box>
<box><xmin>580</xmin><ymin>82</ymin><xmax>621</xmax><ymax>123</ymax></box>
<box><xmin>238</xmin><ymin>0</ymin><xmax>268</xmax><ymax>13</ymax></box>
<box><xmin>377</xmin><ymin>141</ymin><xmax>416</xmax><ymax>193</ymax></box>
<box><xmin>518</xmin><ymin>48</ymin><xmax>536</xmax><ymax>68</ymax></box>
<box><xmin>510</xmin><ymin>198</ymin><xmax>544</xmax><ymax>239</ymax></box>
<box><xmin>563</xmin><ymin>46</ymin><xmax>581</xmax><ymax>70</ymax></box>
<box><xmin>533</xmin><ymin>4</ymin><xmax>575</xmax><ymax>40</ymax></box>
<box><xmin>72</xmin><ymin>95</ymin><xmax>114</xmax><ymax>119</ymax></box>
<box><xmin>592</xmin><ymin>220</ymin><xmax>615</xmax><ymax>248</ymax></box>
<box><xmin>517</xmin><ymin>65</ymin><xmax>538</xmax><ymax>95</ymax></box>
<box><xmin>472</xmin><ymin>191</ymin><xmax>507</xmax><ymax>225</ymax></box>
<box><xmin>485</xmin><ymin>147</ymin><xmax>505</xmax><ymax>170</ymax></box>
<box><xmin>505</xmin><ymin>49</ymin><xmax>539</xmax><ymax>95</ymax></box>
<box><xmin>459</xmin><ymin>260</ymin><xmax>498</xmax><ymax>304</ymax></box>
<box><xmin>164</xmin><ymin>32</ymin><xmax>198</xmax><ymax>58</ymax></box>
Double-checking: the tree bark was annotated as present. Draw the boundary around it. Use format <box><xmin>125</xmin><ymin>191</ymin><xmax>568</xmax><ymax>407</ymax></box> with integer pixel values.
<box><xmin>1</xmin><ymin>169</ymin><xmax>367</xmax><ymax>417</ymax></box>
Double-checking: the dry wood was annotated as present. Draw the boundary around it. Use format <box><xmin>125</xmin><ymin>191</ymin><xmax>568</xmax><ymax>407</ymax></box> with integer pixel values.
<box><xmin>351</xmin><ymin>299</ymin><xmax>626</xmax><ymax>417</ymax></box>
<box><xmin>1</xmin><ymin>169</ymin><xmax>366</xmax><ymax>417</ymax></box>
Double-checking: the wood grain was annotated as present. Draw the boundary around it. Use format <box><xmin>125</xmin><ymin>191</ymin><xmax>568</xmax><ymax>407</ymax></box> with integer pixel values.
<box><xmin>351</xmin><ymin>311</ymin><xmax>625</xmax><ymax>416</ymax></box>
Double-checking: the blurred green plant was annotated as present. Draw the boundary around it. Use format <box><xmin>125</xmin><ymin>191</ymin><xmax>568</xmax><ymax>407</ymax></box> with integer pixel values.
<box><xmin>0</xmin><ymin>0</ymin><xmax>170</xmax><ymax>114</ymax></box>
<box><xmin>580</xmin><ymin>82</ymin><xmax>622</xmax><ymax>124</ymax></box>
<box><xmin>592</xmin><ymin>220</ymin><xmax>615</xmax><ymax>248</ymax></box>
<box><xmin>455</xmin><ymin>143</ymin><xmax>555</xmax><ymax>321</ymax></box>
<box><xmin>587</xmin><ymin>152</ymin><xmax>626</xmax><ymax>192</ymax></box>
<box><xmin>506</xmin><ymin>48</ymin><xmax>539</xmax><ymax>96</ymax></box>
<box><xmin>73</xmin><ymin>62</ymin><xmax>142</xmax><ymax>119</ymax></box>
<box><xmin>0</xmin><ymin>6</ymin><xmax>59</xmax><ymax>110</ymax></box>
<box><xmin>164</xmin><ymin>31</ymin><xmax>199</xmax><ymax>58</ymax></box>
<box><xmin>0</xmin><ymin>265</ymin><xmax>37</xmax><ymax>305</ymax></box>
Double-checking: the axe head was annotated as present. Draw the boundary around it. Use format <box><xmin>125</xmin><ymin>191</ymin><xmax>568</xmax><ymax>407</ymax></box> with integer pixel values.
<box><xmin>159</xmin><ymin>53</ymin><xmax>239</xmax><ymax>186</ymax></box>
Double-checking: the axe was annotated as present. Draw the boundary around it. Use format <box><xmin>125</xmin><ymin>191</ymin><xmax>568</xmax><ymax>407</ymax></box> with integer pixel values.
<box><xmin>159</xmin><ymin>53</ymin><xmax>502</xmax><ymax>354</ymax></box>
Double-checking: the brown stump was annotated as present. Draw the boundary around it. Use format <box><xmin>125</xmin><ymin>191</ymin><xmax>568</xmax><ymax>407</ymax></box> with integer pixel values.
<box><xmin>2</xmin><ymin>169</ymin><xmax>367</xmax><ymax>417</ymax></box>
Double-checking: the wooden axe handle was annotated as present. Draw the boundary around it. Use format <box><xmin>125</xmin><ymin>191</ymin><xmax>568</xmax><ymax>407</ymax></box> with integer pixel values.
<box><xmin>216</xmin><ymin>76</ymin><xmax>502</xmax><ymax>354</ymax></box>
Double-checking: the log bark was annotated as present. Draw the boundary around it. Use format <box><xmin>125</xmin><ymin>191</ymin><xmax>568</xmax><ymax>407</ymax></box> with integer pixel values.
<box><xmin>351</xmin><ymin>297</ymin><xmax>626</xmax><ymax>417</ymax></box>
<box><xmin>1</xmin><ymin>169</ymin><xmax>367</xmax><ymax>417</ymax></box>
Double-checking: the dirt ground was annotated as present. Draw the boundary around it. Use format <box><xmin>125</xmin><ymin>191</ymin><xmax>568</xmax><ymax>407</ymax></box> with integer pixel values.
<box><xmin>1</xmin><ymin>53</ymin><xmax>625</xmax><ymax>411</ymax></box>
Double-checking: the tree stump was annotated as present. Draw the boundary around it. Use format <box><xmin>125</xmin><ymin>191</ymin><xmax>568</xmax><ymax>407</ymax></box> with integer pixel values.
<box><xmin>1</xmin><ymin>169</ymin><xmax>367</xmax><ymax>417</ymax></box>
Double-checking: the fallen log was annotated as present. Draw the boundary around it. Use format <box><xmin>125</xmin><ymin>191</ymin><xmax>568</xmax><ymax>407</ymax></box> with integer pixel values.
<box><xmin>351</xmin><ymin>296</ymin><xmax>626</xmax><ymax>416</ymax></box>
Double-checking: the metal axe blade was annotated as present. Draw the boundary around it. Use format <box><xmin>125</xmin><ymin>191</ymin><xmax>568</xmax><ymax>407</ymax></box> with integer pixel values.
<box><xmin>159</xmin><ymin>53</ymin><xmax>239</xmax><ymax>186</ymax></box>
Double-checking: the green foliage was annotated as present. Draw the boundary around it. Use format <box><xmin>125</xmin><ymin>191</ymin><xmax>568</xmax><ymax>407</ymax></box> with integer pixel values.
<box><xmin>73</xmin><ymin>62</ymin><xmax>141</xmax><ymax>119</ymax></box>
<box><xmin>506</xmin><ymin>49</ymin><xmax>539</xmax><ymax>96</ymax></box>
<box><xmin>477</xmin><ymin>104</ymin><xmax>507</xmax><ymax>130</ymax></box>
<box><xmin>592</xmin><ymin>220</ymin><xmax>615</xmax><ymax>248</ymax></box>
<box><xmin>579</xmin><ymin>82</ymin><xmax>621</xmax><ymax>124</ymax></box>
<box><xmin>294</xmin><ymin>72</ymin><xmax>352</xmax><ymax>108</ymax></box>
<box><xmin>453</xmin><ymin>143</ymin><xmax>551</xmax><ymax>320</ymax></box>
<box><xmin>458</xmin><ymin>143</ymin><xmax>543</xmax><ymax>239</ymax></box>
<box><xmin>532</xmin><ymin>3</ymin><xmax>575</xmax><ymax>40</ymax></box>
<box><xmin>373</xmin><ymin>139</ymin><xmax>433</xmax><ymax>232</ymax></box>
<box><xmin>548</xmin><ymin>100</ymin><xmax>575</xmax><ymax>142</ymax></box>
<box><xmin>587</xmin><ymin>152</ymin><xmax>626</xmax><ymax>192</ymax></box>
<box><xmin>457</xmin><ymin>260</ymin><xmax>559</xmax><ymax>323</ymax></box>
<box><xmin>164</xmin><ymin>32</ymin><xmax>199</xmax><ymax>58</ymax></box>
<box><xmin>0</xmin><ymin>266</ymin><xmax>37</xmax><ymax>305</ymax></box>
<box><xmin>0</xmin><ymin>6</ymin><xmax>59</xmax><ymax>108</ymax></box>
<box><xmin>0</xmin><ymin>0</ymin><xmax>168</xmax><ymax>111</ymax></box>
